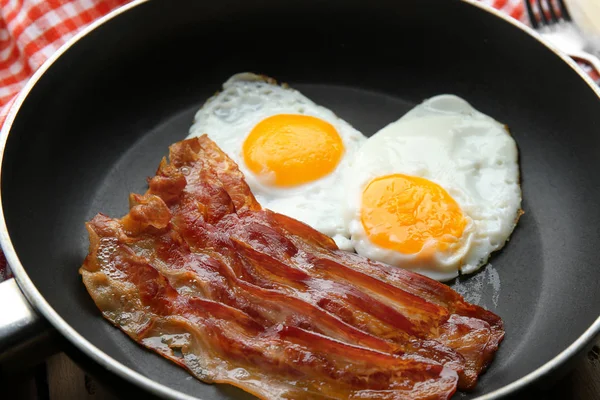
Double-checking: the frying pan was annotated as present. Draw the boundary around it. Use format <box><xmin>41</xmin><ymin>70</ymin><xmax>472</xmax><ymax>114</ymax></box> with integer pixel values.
<box><xmin>1</xmin><ymin>0</ymin><xmax>599</xmax><ymax>398</ymax></box>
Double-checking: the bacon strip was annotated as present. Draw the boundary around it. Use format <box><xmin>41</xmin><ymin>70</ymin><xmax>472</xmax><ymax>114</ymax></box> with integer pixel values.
<box><xmin>82</xmin><ymin>215</ymin><xmax>457</xmax><ymax>399</ymax></box>
<box><xmin>80</xmin><ymin>136</ymin><xmax>504</xmax><ymax>398</ymax></box>
<box><xmin>127</xmin><ymin>222</ymin><xmax>467</xmax><ymax>376</ymax></box>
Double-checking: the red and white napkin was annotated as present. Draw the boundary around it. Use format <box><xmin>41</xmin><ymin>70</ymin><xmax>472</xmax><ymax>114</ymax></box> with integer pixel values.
<box><xmin>482</xmin><ymin>0</ymin><xmax>528</xmax><ymax>21</ymax></box>
<box><xmin>0</xmin><ymin>0</ymin><xmax>131</xmax><ymax>125</ymax></box>
<box><xmin>0</xmin><ymin>0</ymin><xmax>595</xmax><ymax>281</ymax></box>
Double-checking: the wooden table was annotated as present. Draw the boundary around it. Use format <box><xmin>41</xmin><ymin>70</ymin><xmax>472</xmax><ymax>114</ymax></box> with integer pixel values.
<box><xmin>5</xmin><ymin>342</ymin><xmax>600</xmax><ymax>399</ymax></box>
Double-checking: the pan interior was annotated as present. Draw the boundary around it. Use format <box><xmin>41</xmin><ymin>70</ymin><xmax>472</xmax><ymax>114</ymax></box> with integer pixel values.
<box><xmin>2</xmin><ymin>0</ymin><xmax>600</xmax><ymax>398</ymax></box>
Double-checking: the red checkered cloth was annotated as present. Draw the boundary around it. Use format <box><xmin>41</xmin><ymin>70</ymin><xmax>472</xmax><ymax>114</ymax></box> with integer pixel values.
<box><xmin>0</xmin><ymin>0</ymin><xmax>595</xmax><ymax>282</ymax></box>
<box><xmin>0</xmin><ymin>0</ymin><xmax>131</xmax><ymax>125</ymax></box>
<box><xmin>482</xmin><ymin>0</ymin><xmax>527</xmax><ymax>21</ymax></box>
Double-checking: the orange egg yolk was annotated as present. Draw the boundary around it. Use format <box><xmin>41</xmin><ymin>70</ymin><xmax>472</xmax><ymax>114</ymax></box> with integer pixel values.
<box><xmin>361</xmin><ymin>174</ymin><xmax>467</xmax><ymax>255</ymax></box>
<box><xmin>242</xmin><ymin>114</ymin><xmax>344</xmax><ymax>187</ymax></box>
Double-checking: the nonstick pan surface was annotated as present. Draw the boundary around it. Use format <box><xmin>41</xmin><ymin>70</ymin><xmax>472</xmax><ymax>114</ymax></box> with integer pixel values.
<box><xmin>1</xmin><ymin>0</ymin><xmax>600</xmax><ymax>398</ymax></box>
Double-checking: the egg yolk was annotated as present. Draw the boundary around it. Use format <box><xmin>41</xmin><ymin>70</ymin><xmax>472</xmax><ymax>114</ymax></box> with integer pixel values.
<box><xmin>242</xmin><ymin>114</ymin><xmax>344</xmax><ymax>187</ymax></box>
<box><xmin>361</xmin><ymin>174</ymin><xmax>467</xmax><ymax>255</ymax></box>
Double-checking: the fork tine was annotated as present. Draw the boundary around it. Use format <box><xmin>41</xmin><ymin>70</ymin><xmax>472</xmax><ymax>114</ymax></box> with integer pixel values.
<box><xmin>555</xmin><ymin>0</ymin><xmax>572</xmax><ymax>21</ymax></box>
<box><xmin>545</xmin><ymin>0</ymin><xmax>559</xmax><ymax>23</ymax></box>
<box><xmin>535</xmin><ymin>0</ymin><xmax>549</xmax><ymax>25</ymax></box>
<box><xmin>524</xmin><ymin>0</ymin><xmax>540</xmax><ymax>28</ymax></box>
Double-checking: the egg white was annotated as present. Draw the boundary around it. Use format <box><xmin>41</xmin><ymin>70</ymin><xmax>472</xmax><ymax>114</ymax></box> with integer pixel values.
<box><xmin>187</xmin><ymin>73</ymin><xmax>366</xmax><ymax>250</ymax></box>
<box><xmin>345</xmin><ymin>95</ymin><xmax>522</xmax><ymax>281</ymax></box>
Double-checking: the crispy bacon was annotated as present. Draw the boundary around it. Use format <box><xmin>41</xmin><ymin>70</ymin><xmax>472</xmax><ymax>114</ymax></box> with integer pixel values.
<box><xmin>80</xmin><ymin>136</ymin><xmax>504</xmax><ymax>399</ymax></box>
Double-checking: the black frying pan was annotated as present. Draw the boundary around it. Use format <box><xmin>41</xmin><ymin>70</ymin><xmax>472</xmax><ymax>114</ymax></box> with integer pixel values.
<box><xmin>1</xmin><ymin>0</ymin><xmax>600</xmax><ymax>398</ymax></box>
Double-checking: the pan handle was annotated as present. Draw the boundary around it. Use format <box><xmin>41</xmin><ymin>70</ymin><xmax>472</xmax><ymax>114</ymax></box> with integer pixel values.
<box><xmin>0</xmin><ymin>278</ymin><xmax>59</xmax><ymax>372</ymax></box>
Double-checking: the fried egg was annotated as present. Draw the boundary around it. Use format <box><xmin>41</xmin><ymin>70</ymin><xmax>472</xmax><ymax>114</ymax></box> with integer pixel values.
<box><xmin>187</xmin><ymin>73</ymin><xmax>366</xmax><ymax>250</ymax></box>
<box><xmin>345</xmin><ymin>95</ymin><xmax>522</xmax><ymax>281</ymax></box>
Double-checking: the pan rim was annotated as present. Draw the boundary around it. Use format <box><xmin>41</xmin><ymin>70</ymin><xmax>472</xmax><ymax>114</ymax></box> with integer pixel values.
<box><xmin>0</xmin><ymin>0</ymin><xmax>599</xmax><ymax>398</ymax></box>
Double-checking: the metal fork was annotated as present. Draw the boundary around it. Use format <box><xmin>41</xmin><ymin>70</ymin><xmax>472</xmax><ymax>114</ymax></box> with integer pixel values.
<box><xmin>525</xmin><ymin>0</ymin><xmax>600</xmax><ymax>79</ymax></box>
